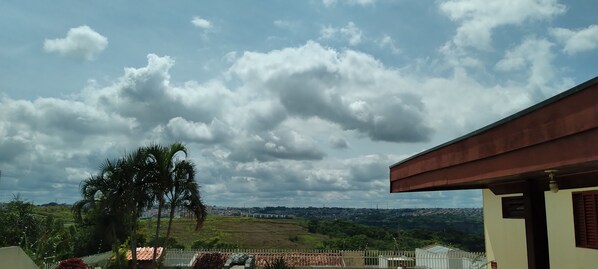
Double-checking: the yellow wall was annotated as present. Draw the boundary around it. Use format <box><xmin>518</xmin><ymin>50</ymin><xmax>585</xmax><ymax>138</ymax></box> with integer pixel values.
<box><xmin>0</xmin><ymin>246</ymin><xmax>40</xmax><ymax>269</ymax></box>
<box><xmin>546</xmin><ymin>186</ymin><xmax>598</xmax><ymax>269</ymax></box>
<box><xmin>483</xmin><ymin>189</ymin><xmax>528</xmax><ymax>269</ymax></box>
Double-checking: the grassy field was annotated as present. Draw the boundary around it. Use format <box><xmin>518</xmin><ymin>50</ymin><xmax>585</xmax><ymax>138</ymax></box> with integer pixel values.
<box><xmin>33</xmin><ymin>204</ymin><xmax>75</xmax><ymax>224</ymax></box>
<box><xmin>140</xmin><ymin>216</ymin><xmax>329</xmax><ymax>249</ymax></box>
<box><xmin>31</xmin><ymin>205</ymin><xmax>329</xmax><ymax>249</ymax></box>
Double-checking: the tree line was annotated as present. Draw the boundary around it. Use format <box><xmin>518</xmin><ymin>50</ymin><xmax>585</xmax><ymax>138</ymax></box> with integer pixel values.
<box><xmin>307</xmin><ymin>219</ymin><xmax>484</xmax><ymax>252</ymax></box>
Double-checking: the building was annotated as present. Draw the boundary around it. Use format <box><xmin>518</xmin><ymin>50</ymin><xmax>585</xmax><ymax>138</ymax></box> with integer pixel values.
<box><xmin>127</xmin><ymin>247</ymin><xmax>164</xmax><ymax>269</ymax></box>
<box><xmin>415</xmin><ymin>245</ymin><xmax>485</xmax><ymax>269</ymax></box>
<box><xmin>390</xmin><ymin>76</ymin><xmax>598</xmax><ymax>269</ymax></box>
<box><xmin>0</xmin><ymin>246</ymin><xmax>39</xmax><ymax>269</ymax></box>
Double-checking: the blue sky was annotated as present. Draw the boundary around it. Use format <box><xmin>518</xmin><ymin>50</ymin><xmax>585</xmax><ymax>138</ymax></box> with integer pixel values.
<box><xmin>1</xmin><ymin>0</ymin><xmax>597</xmax><ymax>208</ymax></box>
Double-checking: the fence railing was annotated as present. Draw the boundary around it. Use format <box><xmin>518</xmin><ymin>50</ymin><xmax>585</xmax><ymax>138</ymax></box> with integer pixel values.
<box><xmin>41</xmin><ymin>249</ymin><xmax>487</xmax><ymax>269</ymax></box>
<box><xmin>163</xmin><ymin>249</ymin><xmax>487</xmax><ymax>269</ymax></box>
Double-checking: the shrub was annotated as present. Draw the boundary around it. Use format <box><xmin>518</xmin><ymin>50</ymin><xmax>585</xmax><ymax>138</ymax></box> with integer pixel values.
<box><xmin>55</xmin><ymin>258</ymin><xmax>88</xmax><ymax>269</ymax></box>
<box><xmin>264</xmin><ymin>257</ymin><xmax>293</xmax><ymax>269</ymax></box>
<box><xmin>191</xmin><ymin>237</ymin><xmax>239</xmax><ymax>249</ymax></box>
<box><xmin>193</xmin><ymin>252</ymin><xmax>225</xmax><ymax>269</ymax></box>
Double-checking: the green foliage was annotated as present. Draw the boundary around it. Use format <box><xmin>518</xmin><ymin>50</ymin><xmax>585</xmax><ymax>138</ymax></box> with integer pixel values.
<box><xmin>73</xmin><ymin>142</ymin><xmax>207</xmax><ymax>262</ymax></box>
<box><xmin>0</xmin><ymin>197</ymin><xmax>40</xmax><ymax>247</ymax></box>
<box><xmin>288</xmin><ymin>235</ymin><xmax>299</xmax><ymax>242</ymax></box>
<box><xmin>308</xmin><ymin>219</ymin><xmax>484</xmax><ymax>252</ymax></box>
<box><xmin>193</xmin><ymin>252</ymin><xmax>225</xmax><ymax>269</ymax></box>
<box><xmin>148</xmin><ymin>237</ymin><xmax>185</xmax><ymax>249</ymax></box>
<box><xmin>191</xmin><ymin>237</ymin><xmax>239</xmax><ymax>249</ymax></box>
<box><xmin>264</xmin><ymin>257</ymin><xmax>293</xmax><ymax>269</ymax></box>
<box><xmin>0</xmin><ymin>196</ymin><xmax>76</xmax><ymax>265</ymax></box>
<box><xmin>106</xmin><ymin>242</ymin><xmax>129</xmax><ymax>269</ymax></box>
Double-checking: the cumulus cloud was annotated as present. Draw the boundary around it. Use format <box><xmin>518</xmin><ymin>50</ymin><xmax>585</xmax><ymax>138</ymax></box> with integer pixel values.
<box><xmin>550</xmin><ymin>25</ymin><xmax>598</xmax><ymax>54</ymax></box>
<box><xmin>320</xmin><ymin>22</ymin><xmax>363</xmax><ymax>46</ymax></box>
<box><xmin>439</xmin><ymin>0</ymin><xmax>565</xmax><ymax>50</ymax></box>
<box><xmin>231</xmin><ymin>41</ymin><xmax>432</xmax><ymax>142</ymax></box>
<box><xmin>1</xmin><ymin>39</ymin><xmax>571</xmax><ymax>206</ymax></box>
<box><xmin>495</xmin><ymin>37</ymin><xmax>562</xmax><ymax>98</ymax></box>
<box><xmin>329</xmin><ymin>136</ymin><xmax>349</xmax><ymax>149</ymax></box>
<box><xmin>191</xmin><ymin>16</ymin><xmax>212</xmax><ymax>29</ymax></box>
<box><xmin>43</xmin><ymin>25</ymin><xmax>108</xmax><ymax>61</ymax></box>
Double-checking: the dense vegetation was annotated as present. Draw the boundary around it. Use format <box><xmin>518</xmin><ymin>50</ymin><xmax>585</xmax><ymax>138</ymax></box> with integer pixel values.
<box><xmin>0</xmin><ymin>197</ymin><xmax>77</xmax><ymax>264</ymax></box>
<box><xmin>307</xmin><ymin>219</ymin><xmax>484</xmax><ymax>252</ymax></box>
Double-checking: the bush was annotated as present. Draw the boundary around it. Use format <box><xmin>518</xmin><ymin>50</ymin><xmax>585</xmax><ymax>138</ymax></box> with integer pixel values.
<box><xmin>193</xmin><ymin>252</ymin><xmax>225</xmax><ymax>269</ymax></box>
<box><xmin>55</xmin><ymin>258</ymin><xmax>88</xmax><ymax>269</ymax></box>
<box><xmin>191</xmin><ymin>237</ymin><xmax>239</xmax><ymax>249</ymax></box>
<box><xmin>264</xmin><ymin>257</ymin><xmax>293</xmax><ymax>269</ymax></box>
<box><xmin>149</xmin><ymin>237</ymin><xmax>185</xmax><ymax>249</ymax></box>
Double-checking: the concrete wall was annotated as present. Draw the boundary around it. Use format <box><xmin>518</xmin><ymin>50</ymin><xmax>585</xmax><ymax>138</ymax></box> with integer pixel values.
<box><xmin>546</xmin><ymin>186</ymin><xmax>598</xmax><ymax>269</ymax></box>
<box><xmin>0</xmin><ymin>246</ymin><xmax>39</xmax><ymax>269</ymax></box>
<box><xmin>483</xmin><ymin>189</ymin><xmax>528</xmax><ymax>269</ymax></box>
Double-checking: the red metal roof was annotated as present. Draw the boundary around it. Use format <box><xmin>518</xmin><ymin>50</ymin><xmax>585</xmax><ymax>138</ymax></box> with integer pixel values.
<box><xmin>127</xmin><ymin>247</ymin><xmax>163</xmax><ymax>261</ymax></box>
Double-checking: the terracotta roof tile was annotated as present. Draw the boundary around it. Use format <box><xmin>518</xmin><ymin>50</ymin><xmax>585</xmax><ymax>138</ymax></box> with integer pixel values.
<box><xmin>199</xmin><ymin>252</ymin><xmax>343</xmax><ymax>267</ymax></box>
<box><xmin>127</xmin><ymin>247</ymin><xmax>163</xmax><ymax>261</ymax></box>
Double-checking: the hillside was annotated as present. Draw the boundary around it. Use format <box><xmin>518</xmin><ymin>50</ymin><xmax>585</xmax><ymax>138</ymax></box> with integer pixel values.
<box><xmin>140</xmin><ymin>216</ymin><xmax>329</xmax><ymax>249</ymax></box>
<box><xmin>29</xmin><ymin>204</ymin><xmax>484</xmax><ymax>251</ymax></box>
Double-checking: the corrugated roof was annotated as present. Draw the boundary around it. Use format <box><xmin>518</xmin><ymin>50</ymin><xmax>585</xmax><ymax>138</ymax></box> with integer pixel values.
<box><xmin>81</xmin><ymin>251</ymin><xmax>112</xmax><ymax>266</ymax></box>
<box><xmin>127</xmin><ymin>247</ymin><xmax>164</xmax><ymax>261</ymax></box>
<box><xmin>422</xmin><ymin>245</ymin><xmax>454</xmax><ymax>254</ymax></box>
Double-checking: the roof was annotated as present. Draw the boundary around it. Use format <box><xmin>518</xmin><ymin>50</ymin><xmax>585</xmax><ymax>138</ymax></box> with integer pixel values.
<box><xmin>390</xmin><ymin>75</ymin><xmax>598</xmax><ymax>193</ymax></box>
<box><xmin>81</xmin><ymin>251</ymin><xmax>112</xmax><ymax>266</ymax></box>
<box><xmin>421</xmin><ymin>245</ymin><xmax>457</xmax><ymax>254</ymax></box>
<box><xmin>127</xmin><ymin>247</ymin><xmax>164</xmax><ymax>261</ymax></box>
<box><xmin>194</xmin><ymin>251</ymin><xmax>344</xmax><ymax>267</ymax></box>
<box><xmin>390</xmin><ymin>75</ymin><xmax>598</xmax><ymax>169</ymax></box>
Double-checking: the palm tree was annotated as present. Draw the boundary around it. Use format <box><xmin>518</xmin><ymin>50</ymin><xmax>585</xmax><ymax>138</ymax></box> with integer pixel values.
<box><xmin>143</xmin><ymin>142</ymin><xmax>190</xmax><ymax>268</ymax></box>
<box><xmin>163</xmin><ymin>159</ymin><xmax>207</xmax><ymax>244</ymax></box>
<box><xmin>74</xmin><ymin>149</ymin><xmax>150</xmax><ymax>269</ymax></box>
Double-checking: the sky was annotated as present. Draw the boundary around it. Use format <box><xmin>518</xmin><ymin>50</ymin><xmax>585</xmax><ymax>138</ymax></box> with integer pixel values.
<box><xmin>1</xmin><ymin>0</ymin><xmax>597</xmax><ymax>208</ymax></box>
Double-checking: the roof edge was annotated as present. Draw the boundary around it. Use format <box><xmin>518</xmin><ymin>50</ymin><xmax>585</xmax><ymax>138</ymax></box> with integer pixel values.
<box><xmin>390</xmin><ymin>75</ymin><xmax>598</xmax><ymax>169</ymax></box>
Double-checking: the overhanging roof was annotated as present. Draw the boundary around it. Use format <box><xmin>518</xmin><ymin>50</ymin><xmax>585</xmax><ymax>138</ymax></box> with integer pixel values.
<box><xmin>390</xmin><ymin>76</ymin><xmax>598</xmax><ymax>193</ymax></box>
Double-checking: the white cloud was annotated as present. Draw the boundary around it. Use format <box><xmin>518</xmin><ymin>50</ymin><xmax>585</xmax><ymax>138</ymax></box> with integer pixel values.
<box><xmin>495</xmin><ymin>37</ymin><xmax>561</xmax><ymax>97</ymax></box>
<box><xmin>323</xmin><ymin>0</ymin><xmax>376</xmax><ymax>7</ymax></box>
<box><xmin>550</xmin><ymin>25</ymin><xmax>598</xmax><ymax>54</ymax></box>
<box><xmin>378</xmin><ymin>34</ymin><xmax>401</xmax><ymax>54</ymax></box>
<box><xmin>439</xmin><ymin>0</ymin><xmax>565</xmax><ymax>50</ymax></box>
<box><xmin>273</xmin><ymin>20</ymin><xmax>299</xmax><ymax>30</ymax></box>
<box><xmin>319</xmin><ymin>22</ymin><xmax>363</xmax><ymax>46</ymax></box>
<box><xmin>231</xmin><ymin>41</ymin><xmax>431</xmax><ymax>142</ymax></box>
<box><xmin>191</xmin><ymin>16</ymin><xmax>212</xmax><ymax>29</ymax></box>
<box><xmin>43</xmin><ymin>25</ymin><xmax>108</xmax><ymax>61</ymax></box>
<box><xmin>1</xmin><ymin>40</ymin><xmax>573</xmax><ymax>206</ymax></box>
<box><xmin>341</xmin><ymin>22</ymin><xmax>363</xmax><ymax>45</ymax></box>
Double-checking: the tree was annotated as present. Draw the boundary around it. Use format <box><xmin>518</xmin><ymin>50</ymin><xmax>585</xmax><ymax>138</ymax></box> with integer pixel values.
<box><xmin>73</xmin><ymin>149</ymin><xmax>151</xmax><ymax>269</ymax></box>
<box><xmin>0</xmin><ymin>196</ymin><xmax>75</xmax><ymax>265</ymax></box>
<box><xmin>144</xmin><ymin>143</ymin><xmax>206</xmax><ymax>268</ymax></box>
<box><xmin>164</xmin><ymin>159</ymin><xmax>207</xmax><ymax>245</ymax></box>
<box><xmin>73</xmin><ymin>143</ymin><xmax>206</xmax><ymax>269</ymax></box>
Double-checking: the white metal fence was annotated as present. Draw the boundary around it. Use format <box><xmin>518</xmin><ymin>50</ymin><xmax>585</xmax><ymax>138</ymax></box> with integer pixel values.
<box><xmin>40</xmin><ymin>249</ymin><xmax>486</xmax><ymax>269</ymax></box>
<box><xmin>163</xmin><ymin>249</ymin><xmax>487</xmax><ymax>269</ymax></box>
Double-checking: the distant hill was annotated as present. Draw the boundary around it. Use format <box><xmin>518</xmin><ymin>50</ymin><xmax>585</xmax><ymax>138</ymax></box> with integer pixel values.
<box><xmin>32</xmin><ymin>205</ymin><xmax>484</xmax><ymax>251</ymax></box>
